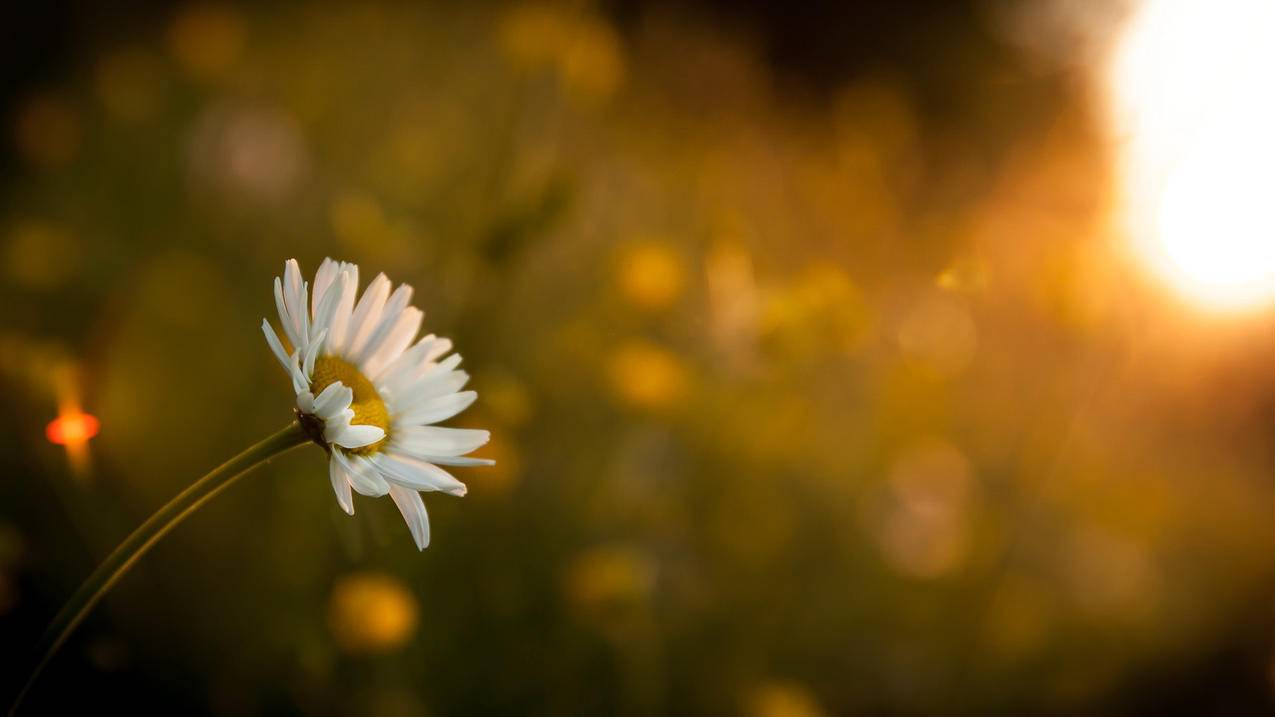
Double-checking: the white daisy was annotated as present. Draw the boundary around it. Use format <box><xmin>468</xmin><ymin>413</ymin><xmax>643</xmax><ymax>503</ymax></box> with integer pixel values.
<box><xmin>261</xmin><ymin>258</ymin><xmax>491</xmax><ymax>549</ymax></box>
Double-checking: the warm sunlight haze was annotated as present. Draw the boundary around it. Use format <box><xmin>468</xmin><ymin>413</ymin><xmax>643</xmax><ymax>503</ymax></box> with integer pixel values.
<box><xmin>1111</xmin><ymin>0</ymin><xmax>1275</xmax><ymax>311</ymax></box>
<box><xmin>11</xmin><ymin>2</ymin><xmax>1275</xmax><ymax>713</ymax></box>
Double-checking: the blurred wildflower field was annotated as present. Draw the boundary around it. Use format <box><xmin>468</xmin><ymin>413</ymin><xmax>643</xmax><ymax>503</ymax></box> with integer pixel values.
<box><xmin>4</xmin><ymin>1</ymin><xmax>1275</xmax><ymax>714</ymax></box>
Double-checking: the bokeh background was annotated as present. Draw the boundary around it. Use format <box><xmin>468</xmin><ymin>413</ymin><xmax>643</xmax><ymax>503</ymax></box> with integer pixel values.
<box><xmin>4</xmin><ymin>1</ymin><xmax>1275</xmax><ymax>714</ymax></box>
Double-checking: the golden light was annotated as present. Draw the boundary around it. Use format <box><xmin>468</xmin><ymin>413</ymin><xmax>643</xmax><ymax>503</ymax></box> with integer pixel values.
<box><xmin>617</xmin><ymin>241</ymin><xmax>685</xmax><ymax>311</ymax></box>
<box><xmin>606</xmin><ymin>340</ymin><xmax>687</xmax><ymax>411</ymax></box>
<box><xmin>1110</xmin><ymin>0</ymin><xmax>1275</xmax><ymax>311</ymax></box>
<box><xmin>328</xmin><ymin>572</ymin><xmax>419</xmax><ymax>655</ymax></box>
<box><xmin>745</xmin><ymin>681</ymin><xmax>829</xmax><ymax>717</ymax></box>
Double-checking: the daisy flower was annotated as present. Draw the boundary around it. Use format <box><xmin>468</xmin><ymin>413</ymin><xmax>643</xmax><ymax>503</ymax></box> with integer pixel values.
<box><xmin>12</xmin><ymin>258</ymin><xmax>496</xmax><ymax>709</ymax></box>
<box><xmin>261</xmin><ymin>258</ymin><xmax>491</xmax><ymax>549</ymax></box>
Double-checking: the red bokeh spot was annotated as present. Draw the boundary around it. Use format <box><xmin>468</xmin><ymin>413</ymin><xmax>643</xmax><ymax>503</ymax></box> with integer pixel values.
<box><xmin>46</xmin><ymin>412</ymin><xmax>100</xmax><ymax>445</ymax></box>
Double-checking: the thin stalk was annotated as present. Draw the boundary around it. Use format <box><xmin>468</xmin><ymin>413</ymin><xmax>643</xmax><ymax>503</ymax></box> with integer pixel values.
<box><xmin>8</xmin><ymin>421</ymin><xmax>311</xmax><ymax>716</ymax></box>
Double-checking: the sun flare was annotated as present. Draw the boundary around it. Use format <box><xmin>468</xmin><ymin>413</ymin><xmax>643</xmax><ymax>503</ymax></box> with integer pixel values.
<box><xmin>1111</xmin><ymin>0</ymin><xmax>1275</xmax><ymax>311</ymax></box>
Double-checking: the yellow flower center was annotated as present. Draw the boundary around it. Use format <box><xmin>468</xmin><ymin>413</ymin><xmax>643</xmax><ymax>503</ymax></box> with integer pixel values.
<box><xmin>310</xmin><ymin>355</ymin><xmax>390</xmax><ymax>455</ymax></box>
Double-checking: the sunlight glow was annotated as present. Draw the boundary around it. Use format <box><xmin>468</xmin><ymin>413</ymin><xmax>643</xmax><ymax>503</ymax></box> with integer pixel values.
<box><xmin>1110</xmin><ymin>0</ymin><xmax>1275</xmax><ymax>311</ymax></box>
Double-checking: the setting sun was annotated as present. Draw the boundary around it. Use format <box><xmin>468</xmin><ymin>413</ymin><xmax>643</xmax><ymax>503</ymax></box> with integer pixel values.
<box><xmin>1111</xmin><ymin>0</ymin><xmax>1275</xmax><ymax>311</ymax></box>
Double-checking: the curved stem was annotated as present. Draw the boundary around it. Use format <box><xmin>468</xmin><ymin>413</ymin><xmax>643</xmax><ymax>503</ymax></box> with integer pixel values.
<box><xmin>8</xmin><ymin>421</ymin><xmax>311</xmax><ymax>716</ymax></box>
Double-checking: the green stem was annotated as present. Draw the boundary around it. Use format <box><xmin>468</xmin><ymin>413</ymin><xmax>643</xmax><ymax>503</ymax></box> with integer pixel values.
<box><xmin>8</xmin><ymin>421</ymin><xmax>311</xmax><ymax>716</ymax></box>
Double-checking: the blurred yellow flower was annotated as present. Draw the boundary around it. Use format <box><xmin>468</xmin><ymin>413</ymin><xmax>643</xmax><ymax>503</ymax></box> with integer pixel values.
<box><xmin>607</xmin><ymin>340</ymin><xmax>687</xmax><ymax>411</ymax></box>
<box><xmin>477</xmin><ymin>369</ymin><xmax>535</xmax><ymax>427</ymax></box>
<box><xmin>328</xmin><ymin>572</ymin><xmax>419</xmax><ymax>655</ymax></box>
<box><xmin>497</xmin><ymin>3</ymin><xmax>625</xmax><ymax>103</ymax></box>
<box><xmin>558</xmin><ymin>15</ymin><xmax>625</xmax><ymax>104</ymax></box>
<box><xmin>498</xmin><ymin>3</ymin><xmax>566</xmax><ymax>68</ymax></box>
<box><xmin>761</xmin><ymin>262</ymin><xmax>871</xmax><ymax>358</ymax></box>
<box><xmin>168</xmin><ymin>3</ymin><xmax>246</xmax><ymax>80</ymax></box>
<box><xmin>617</xmin><ymin>241</ymin><xmax>686</xmax><ymax>311</ymax></box>
<box><xmin>745</xmin><ymin>681</ymin><xmax>829</xmax><ymax>717</ymax></box>
<box><xmin>565</xmin><ymin>544</ymin><xmax>655</xmax><ymax>610</ymax></box>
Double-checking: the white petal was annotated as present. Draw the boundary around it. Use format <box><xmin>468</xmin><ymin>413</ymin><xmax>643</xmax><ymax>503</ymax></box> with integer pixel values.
<box><xmin>345</xmin><ymin>273</ymin><xmax>391</xmax><ymax>358</ymax></box>
<box><xmin>371</xmin><ymin>453</ymin><xmax>468</xmax><ymax>496</ymax></box>
<box><xmin>328</xmin><ymin>456</ymin><xmax>355</xmax><ymax>515</ymax></box>
<box><xmin>396</xmin><ymin>390</ymin><xmax>478</xmax><ymax>426</ymax></box>
<box><xmin>299</xmin><ymin>282</ymin><xmax>311</xmax><ymax>341</ymax></box>
<box><xmin>283</xmin><ymin>259</ymin><xmax>309</xmax><ymax>345</ymax></box>
<box><xmin>382</xmin><ymin>352</ymin><xmax>463</xmax><ymax>401</ymax></box>
<box><xmin>375</xmin><ymin>334</ymin><xmax>441</xmax><ymax>385</ymax></box>
<box><xmin>425</xmin><ymin>456</ymin><xmax>496</xmax><ymax>467</ymax></box>
<box><xmin>382</xmin><ymin>338</ymin><xmax>456</xmax><ymax>391</ymax></box>
<box><xmin>354</xmin><ymin>285</ymin><xmax>414</xmax><ymax>366</ymax></box>
<box><xmin>261</xmin><ymin>319</ymin><xmax>290</xmax><ymax>370</ymax></box>
<box><xmin>327</xmin><ymin>265</ymin><xmax>359</xmax><ymax>353</ymax></box>
<box><xmin>433</xmin><ymin>352</ymin><xmax>465</xmax><ymax>373</ymax></box>
<box><xmin>322</xmin><ymin>408</ymin><xmax>355</xmax><ymax>443</ymax></box>
<box><xmin>312</xmin><ymin>258</ymin><xmax>338</xmax><ymax>317</ymax></box>
<box><xmin>362</xmin><ymin>307</ymin><xmax>422</xmax><ymax>378</ymax></box>
<box><xmin>391</xmin><ymin>426</ymin><xmax>490</xmax><ymax>457</ymax></box>
<box><xmin>391</xmin><ymin>370</ymin><xmax>469</xmax><ymax>414</ymax></box>
<box><xmin>386</xmin><ymin>282</ymin><xmax>414</xmax><ymax>315</ymax></box>
<box><xmin>333</xmin><ymin>423</ymin><xmax>387</xmax><ymax>449</ymax></box>
<box><xmin>296</xmin><ymin>390</ymin><xmax>316</xmax><ymax>414</ymax></box>
<box><xmin>312</xmin><ymin>382</ymin><xmax>353</xmax><ymax>419</ymax></box>
<box><xmin>289</xmin><ymin>351</ymin><xmax>309</xmax><ymax>394</ymax></box>
<box><xmin>302</xmin><ymin>328</ymin><xmax>327</xmax><ymax>378</ymax></box>
<box><xmin>388</xmin><ymin>485</ymin><xmax>430</xmax><ymax>550</ymax></box>
<box><xmin>425</xmin><ymin>338</ymin><xmax>453</xmax><ymax>362</ymax></box>
<box><xmin>334</xmin><ymin>451</ymin><xmax>390</xmax><ymax>497</ymax></box>
<box><xmin>310</xmin><ymin>272</ymin><xmax>345</xmax><ymax>342</ymax></box>
<box><xmin>274</xmin><ymin>277</ymin><xmax>299</xmax><ymax>348</ymax></box>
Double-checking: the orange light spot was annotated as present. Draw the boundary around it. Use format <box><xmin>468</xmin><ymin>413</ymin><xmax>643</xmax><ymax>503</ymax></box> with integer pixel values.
<box><xmin>46</xmin><ymin>412</ymin><xmax>100</xmax><ymax>446</ymax></box>
<box><xmin>328</xmin><ymin>572</ymin><xmax>419</xmax><ymax>654</ymax></box>
<box><xmin>607</xmin><ymin>341</ymin><xmax>687</xmax><ymax>411</ymax></box>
